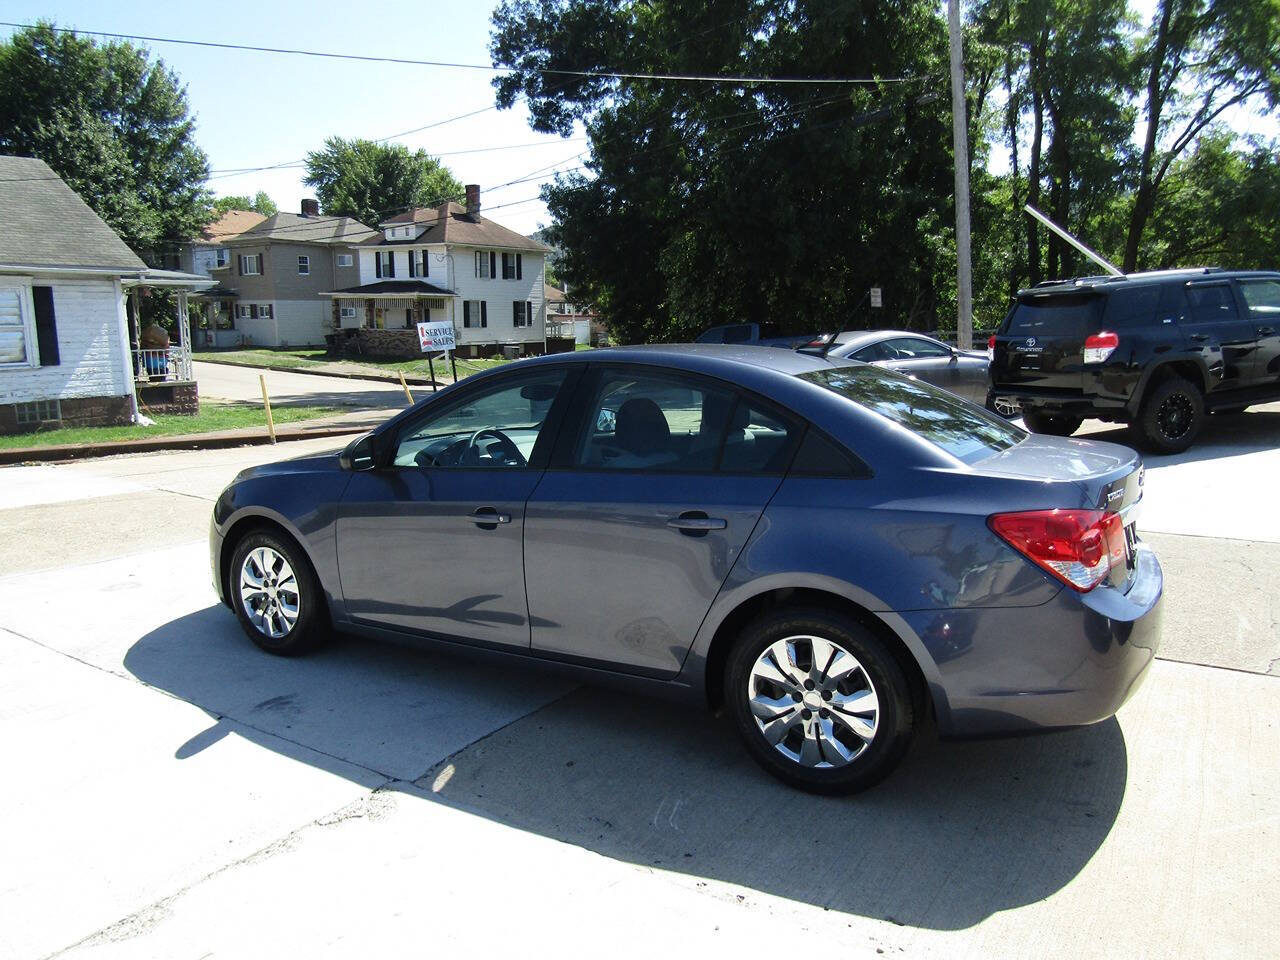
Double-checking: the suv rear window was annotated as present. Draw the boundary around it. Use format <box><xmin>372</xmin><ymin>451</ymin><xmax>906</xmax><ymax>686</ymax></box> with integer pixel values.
<box><xmin>798</xmin><ymin>365</ymin><xmax>1025</xmax><ymax>464</ymax></box>
<box><xmin>1006</xmin><ymin>293</ymin><xmax>1100</xmax><ymax>337</ymax></box>
<box><xmin>1102</xmin><ymin>285</ymin><xmax>1161</xmax><ymax>328</ymax></box>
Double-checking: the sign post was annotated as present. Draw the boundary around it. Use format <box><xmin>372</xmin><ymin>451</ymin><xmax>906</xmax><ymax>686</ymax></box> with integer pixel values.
<box><xmin>870</xmin><ymin>287</ymin><xmax>882</xmax><ymax>309</ymax></box>
<box><xmin>418</xmin><ymin>320</ymin><xmax>456</xmax><ymax>393</ymax></box>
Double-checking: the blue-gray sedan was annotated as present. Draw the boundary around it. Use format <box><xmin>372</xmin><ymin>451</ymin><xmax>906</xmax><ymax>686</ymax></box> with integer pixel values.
<box><xmin>210</xmin><ymin>345</ymin><xmax>1162</xmax><ymax>793</ymax></box>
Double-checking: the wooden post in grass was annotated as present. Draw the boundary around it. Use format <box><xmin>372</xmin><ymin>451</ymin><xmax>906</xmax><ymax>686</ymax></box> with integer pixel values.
<box><xmin>259</xmin><ymin>374</ymin><xmax>276</xmax><ymax>444</ymax></box>
<box><xmin>398</xmin><ymin>372</ymin><xmax>414</xmax><ymax>405</ymax></box>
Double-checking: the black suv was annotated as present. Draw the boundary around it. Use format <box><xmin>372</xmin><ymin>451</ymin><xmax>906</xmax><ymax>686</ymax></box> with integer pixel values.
<box><xmin>987</xmin><ymin>268</ymin><xmax>1280</xmax><ymax>452</ymax></box>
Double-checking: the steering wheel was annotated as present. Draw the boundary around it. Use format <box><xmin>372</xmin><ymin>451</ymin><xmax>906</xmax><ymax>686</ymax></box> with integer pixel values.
<box><xmin>464</xmin><ymin>427</ymin><xmax>526</xmax><ymax>467</ymax></box>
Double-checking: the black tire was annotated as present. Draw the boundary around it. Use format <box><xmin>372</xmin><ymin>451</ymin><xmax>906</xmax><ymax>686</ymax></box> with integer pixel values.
<box><xmin>1131</xmin><ymin>375</ymin><xmax>1204</xmax><ymax>453</ymax></box>
<box><xmin>229</xmin><ymin>529</ymin><xmax>327</xmax><ymax>655</ymax></box>
<box><xmin>725</xmin><ymin>607</ymin><xmax>915</xmax><ymax>795</ymax></box>
<box><xmin>1021</xmin><ymin>407</ymin><xmax>1084</xmax><ymax>436</ymax></box>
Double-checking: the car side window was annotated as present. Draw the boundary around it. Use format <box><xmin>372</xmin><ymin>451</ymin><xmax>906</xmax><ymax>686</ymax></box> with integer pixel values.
<box><xmin>393</xmin><ymin>369</ymin><xmax>566</xmax><ymax>468</ymax></box>
<box><xmin>883</xmin><ymin>337</ymin><xmax>952</xmax><ymax>359</ymax></box>
<box><xmin>851</xmin><ymin>343</ymin><xmax>888</xmax><ymax>362</ymax></box>
<box><xmin>1238</xmin><ymin>280</ymin><xmax>1280</xmax><ymax>320</ymax></box>
<box><xmin>1185</xmin><ymin>283</ymin><xmax>1240</xmax><ymax>324</ymax></box>
<box><xmin>574</xmin><ymin>370</ymin><xmax>799</xmax><ymax>474</ymax></box>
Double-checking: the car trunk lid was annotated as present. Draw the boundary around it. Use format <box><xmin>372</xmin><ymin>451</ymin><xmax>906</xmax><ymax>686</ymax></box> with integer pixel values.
<box><xmin>991</xmin><ymin>290</ymin><xmax>1103</xmax><ymax>390</ymax></box>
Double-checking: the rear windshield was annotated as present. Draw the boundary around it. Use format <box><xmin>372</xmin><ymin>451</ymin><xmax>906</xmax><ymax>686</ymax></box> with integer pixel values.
<box><xmin>798</xmin><ymin>365</ymin><xmax>1025</xmax><ymax>464</ymax></box>
<box><xmin>1005</xmin><ymin>293</ymin><xmax>1100</xmax><ymax>338</ymax></box>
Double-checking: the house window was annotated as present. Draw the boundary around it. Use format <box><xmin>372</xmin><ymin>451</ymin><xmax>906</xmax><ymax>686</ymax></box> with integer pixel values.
<box><xmin>501</xmin><ymin>253</ymin><xmax>523</xmax><ymax>280</ymax></box>
<box><xmin>0</xmin><ymin>285</ymin><xmax>34</xmax><ymax>365</ymax></box>
<box><xmin>513</xmin><ymin>300</ymin><xmax>535</xmax><ymax>328</ymax></box>
<box><xmin>236</xmin><ymin>304</ymin><xmax>250</xmax><ymax>319</ymax></box>
<box><xmin>339</xmin><ymin>306</ymin><xmax>357</xmax><ymax>320</ymax></box>
<box><xmin>463</xmin><ymin>300</ymin><xmax>487</xmax><ymax>328</ymax></box>
<box><xmin>215</xmin><ymin>248</ymin><xmax>229</xmax><ymax>268</ymax></box>
<box><xmin>375</xmin><ymin>251</ymin><xmax>396</xmax><ymax>279</ymax></box>
<box><xmin>336</xmin><ymin>254</ymin><xmax>353</xmax><ymax>267</ymax></box>
<box><xmin>260</xmin><ymin>303</ymin><xmax>273</xmax><ymax>319</ymax></box>
<box><xmin>297</xmin><ymin>255</ymin><xmax>310</xmax><ymax>275</ymax></box>
<box><xmin>14</xmin><ymin>398</ymin><xmax>61</xmax><ymax>426</ymax></box>
<box><xmin>474</xmin><ymin>250</ymin><xmax>495</xmax><ymax>279</ymax></box>
<box><xmin>239</xmin><ymin>253</ymin><xmax>262</xmax><ymax>275</ymax></box>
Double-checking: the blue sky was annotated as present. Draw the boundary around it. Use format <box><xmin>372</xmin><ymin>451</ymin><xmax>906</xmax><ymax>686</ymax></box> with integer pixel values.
<box><xmin>3</xmin><ymin>2</ymin><xmax>1275</xmax><ymax>233</ymax></box>
<box><xmin>2</xmin><ymin>1</ymin><xmax>584</xmax><ymax>233</ymax></box>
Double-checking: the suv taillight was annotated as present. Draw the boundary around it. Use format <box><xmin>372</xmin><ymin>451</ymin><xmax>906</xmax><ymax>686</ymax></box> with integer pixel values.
<box><xmin>987</xmin><ymin>334</ymin><xmax>996</xmax><ymax>361</ymax></box>
<box><xmin>988</xmin><ymin>509</ymin><xmax>1126</xmax><ymax>592</ymax></box>
<box><xmin>1083</xmin><ymin>331</ymin><xmax>1119</xmax><ymax>364</ymax></box>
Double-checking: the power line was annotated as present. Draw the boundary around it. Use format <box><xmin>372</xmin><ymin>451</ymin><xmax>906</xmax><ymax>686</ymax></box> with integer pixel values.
<box><xmin>0</xmin><ymin>22</ymin><xmax>929</xmax><ymax>86</ymax></box>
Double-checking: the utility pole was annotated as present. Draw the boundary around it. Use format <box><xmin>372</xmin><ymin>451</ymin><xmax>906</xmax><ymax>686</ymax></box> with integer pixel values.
<box><xmin>948</xmin><ymin>0</ymin><xmax>973</xmax><ymax>349</ymax></box>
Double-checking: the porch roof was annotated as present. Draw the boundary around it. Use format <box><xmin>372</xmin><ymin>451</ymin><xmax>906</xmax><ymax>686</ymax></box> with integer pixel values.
<box><xmin>322</xmin><ymin>280</ymin><xmax>457</xmax><ymax>298</ymax></box>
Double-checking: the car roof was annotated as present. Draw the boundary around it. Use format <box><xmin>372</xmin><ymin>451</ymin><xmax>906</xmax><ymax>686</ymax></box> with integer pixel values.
<box><xmin>1019</xmin><ymin>267</ymin><xmax>1280</xmax><ymax>298</ymax></box>
<box><xmin>517</xmin><ymin>342</ymin><xmax>840</xmax><ymax>376</ymax></box>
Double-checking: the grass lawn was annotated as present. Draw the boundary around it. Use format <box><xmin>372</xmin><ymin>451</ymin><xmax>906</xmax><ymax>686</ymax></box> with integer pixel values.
<box><xmin>200</xmin><ymin>345</ymin><xmax>587</xmax><ymax>382</ymax></box>
<box><xmin>0</xmin><ymin>403</ymin><xmax>343</xmax><ymax>449</ymax></box>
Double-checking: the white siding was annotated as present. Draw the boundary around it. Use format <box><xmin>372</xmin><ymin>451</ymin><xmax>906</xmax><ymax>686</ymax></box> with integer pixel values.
<box><xmin>449</xmin><ymin>248</ymin><xmax>545</xmax><ymax>345</ymax></box>
<box><xmin>358</xmin><ymin>244</ymin><xmax>446</xmax><ymax>285</ymax></box>
<box><xmin>0</xmin><ymin>276</ymin><xmax>130</xmax><ymax>404</ymax></box>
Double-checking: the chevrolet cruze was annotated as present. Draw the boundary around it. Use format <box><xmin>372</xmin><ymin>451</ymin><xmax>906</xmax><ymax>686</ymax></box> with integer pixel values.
<box><xmin>211</xmin><ymin>345</ymin><xmax>1162</xmax><ymax>793</ymax></box>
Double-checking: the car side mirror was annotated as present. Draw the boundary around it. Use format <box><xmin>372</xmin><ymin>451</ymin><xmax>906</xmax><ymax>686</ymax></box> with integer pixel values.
<box><xmin>949</xmin><ymin>350</ymin><xmax>959</xmax><ymax>363</ymax></box>
<box><xmin>596</xmin><ymin>407</ymin><xmax>617</xmax><ymax>432</ymax></box>
<box><xmin>339</xmin><ymin>432</ymin><xmax>378</xmax><ymax>471</ymax></box>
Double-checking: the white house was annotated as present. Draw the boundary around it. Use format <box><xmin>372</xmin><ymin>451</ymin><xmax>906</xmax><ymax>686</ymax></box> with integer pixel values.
<box><xmin>0</xmin><ymin>156</ymin><xmax>212</xmax><ymax>434</ymax></box>
<box><xmin>324</xmin><ymin>184</ymin><xmax>551</xmax><ymax>357</ymax></box>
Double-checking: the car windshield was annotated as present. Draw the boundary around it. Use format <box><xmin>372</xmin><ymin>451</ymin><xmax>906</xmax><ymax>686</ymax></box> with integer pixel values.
<box><xmin>798</xmin><ymin>365</ymin><xmax>1026</xmax><ymax>464</ymax></box>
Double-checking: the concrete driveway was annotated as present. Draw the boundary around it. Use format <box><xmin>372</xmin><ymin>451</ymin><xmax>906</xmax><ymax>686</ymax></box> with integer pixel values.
<box><xmin>194</xmin><ymin>359</ymin><xmax>416</xmax><ymax>410</ymax></box>
<box><xmin>0</xmin><ymin>415</ymin><xmax>1276</xmax><ymax>959</ymax></box>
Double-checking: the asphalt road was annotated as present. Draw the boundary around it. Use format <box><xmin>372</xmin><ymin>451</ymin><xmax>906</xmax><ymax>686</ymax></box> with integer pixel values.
<box><xmin>194</xmin><ymin>359</ymin><xmax>415</xmax><ymax>411</ymax></box>
<box><xmin>0</xmin><ymin>411</ymin><xmax>1276</xmax><ymax>959</ymax></box>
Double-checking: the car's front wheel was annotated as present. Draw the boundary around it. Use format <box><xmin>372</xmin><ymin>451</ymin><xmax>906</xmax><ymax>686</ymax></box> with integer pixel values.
<box><xmin>230</xmin><ymin>529</ymin><xmax>327</xmax><ymax>655</ymax></box>
<box><xmin>725</xmin><ymin>608</ymin><xmax>915</xmax><ymax>794</ymax></box>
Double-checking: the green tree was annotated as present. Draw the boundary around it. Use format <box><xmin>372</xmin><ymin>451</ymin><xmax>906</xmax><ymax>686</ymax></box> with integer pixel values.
<box><xmin>0</xmin><ymin>22</ymin><xmax>211</xmax><ymax>256</ymax></box>
<box><xmin>303</xmin><ymin>137</ymin><xmax>463</xmax><ymax>227</ymax></box>
<box><xmin>211</xmin><ymin>191</ymin><xmax>278</xmax><ymax>217</ymax></box>
<box><xmin>491</xmin><ymin>0</ymin><xmax>954</xmax><ymax>343</ymax></box>
<box><xmin>1122</xmin><ymin>0</ymin><xmax>1280</xmax><ymax>271</ymax></box>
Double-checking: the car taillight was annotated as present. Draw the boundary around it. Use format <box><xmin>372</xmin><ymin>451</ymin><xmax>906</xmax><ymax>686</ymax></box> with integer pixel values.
<box><xmin>987</xmin><ymin>334</ymin><xmax>995</xmax><ymax>361</ymax></box>
<box><xmin>988</xmin><ymin>509</ymin><xmax>1127</xmax><ymax>592</ymax></box>
<box><xmin>1083</xmin><ymin>331</ymin><xmax>1119</xmax><ymax>364</ymax></box>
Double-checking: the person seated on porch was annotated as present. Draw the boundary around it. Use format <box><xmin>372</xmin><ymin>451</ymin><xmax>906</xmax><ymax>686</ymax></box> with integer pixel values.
<box><xmin>139</xmin><ymin>322</ymin><xmax>170</xmax><ymax>380</ymax></box>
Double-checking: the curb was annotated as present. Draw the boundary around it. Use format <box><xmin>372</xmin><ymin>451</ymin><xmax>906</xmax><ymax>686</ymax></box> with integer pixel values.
<box><xmin>0</xmin><ymin>422</ymin><xmax>378</xmax><ymax>465</ymax></box>
<box><xmin>193</xmin><ymin>355</ymin><xmax>443</xmax><ymax>387</ymax></box>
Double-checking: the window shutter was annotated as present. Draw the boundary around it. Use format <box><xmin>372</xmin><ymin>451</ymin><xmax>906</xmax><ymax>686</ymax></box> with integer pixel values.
<box><xmin>480</xmin><ymin>301</ymin><xmax>487</xmax><ymax>328</ymax></box>
<box><xmin>512</xmin><ymin>300</ymin><xmax>520</xmax><ymax>325</ymax></box>
<box><xmin>463</xmin><ymin>300</ymin><xmax>470</xmax><ymax>328</ymax></box>
<box><xmin>375</xmin><ymin>252</ymin><xmax>383</xmax><ymax>279</ymax></box>
<box><xmin>250</xmin><ymin>304</ymin><xmax>259</xmax><ymax>319</ymax></box>
<box><xmin>527</xmin><ymin>300</ymin><xmax>533</xmax><ymax>327</ymax></box>
<box><xmin>490</xmin><ymin>251</ymin><xmax>496</xmax><ymax>279</ymax></box>
<box><xmin>237</xmin><ymin>255</ymin><xmax>244</xmax><ymax>276</ymax></box>
<box><xmin>387</xmin><ymin>252</ymin><xmax>395</xmax><ymax>278</ymax></box>
<box><xmin>33</xmin><ymin>286</ymin><xmax>59</xmax><ymax>366</ymax></box>
<box><xmin>422</xmin><ymin>251</ymin><xmax>428</xmax><ymax>277</ymax></box>
<box><xmin>517</xmin><ymin>254</ymin><xmax>523</xmax><ymax>280</ymax></box>
<box><xmin>408</xmin><ymin>252</ymin><xmax>415</xmax><ymax>278</ymax></box>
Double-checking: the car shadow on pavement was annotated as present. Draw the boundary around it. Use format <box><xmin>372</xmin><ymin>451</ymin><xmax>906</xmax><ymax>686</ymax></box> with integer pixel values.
<box><xmin>1077</xmin><ymin>408</ymin><xmax>1280</xmax><ymax>466</ymax></box>
<box><xmin>127</xmin><ymin>605</ymin><xmax>1128</xmax><ymax>932</ymax></box>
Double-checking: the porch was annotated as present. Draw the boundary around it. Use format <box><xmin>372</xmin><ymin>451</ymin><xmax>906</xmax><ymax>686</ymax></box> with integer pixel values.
<box><xmin>323</xmin><ymin>281</ymin><xmax>458</xmax><ymax>360</ymax></box>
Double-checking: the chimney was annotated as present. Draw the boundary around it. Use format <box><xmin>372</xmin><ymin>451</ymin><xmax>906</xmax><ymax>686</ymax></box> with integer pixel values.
<box><xmin>300</xmin><ymin>198</ymin><xmax>320</xmax><ymax>218</ymax></box>
<box><xmin>465</xmin><ymin>184</ymin><xmax>481</xmax><ymax>221</ymax></box>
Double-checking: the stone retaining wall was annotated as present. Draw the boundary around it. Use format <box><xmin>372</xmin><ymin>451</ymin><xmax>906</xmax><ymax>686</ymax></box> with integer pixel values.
<box><xmin>137</xmin><ymin>381</ymin><xmax>200</xmax><ymax>417</ymax></box>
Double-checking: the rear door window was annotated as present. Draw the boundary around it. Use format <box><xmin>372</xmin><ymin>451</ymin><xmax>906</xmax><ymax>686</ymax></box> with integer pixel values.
<box><xmin>1005</xmin><ymin>294</ymin><xmax>1100</xmax><ymax>338</ymax></box>
<box><xmin>1238</xmin><ymin>279</ymin><xmax>1280</xmax><ymax>320</ymax></box>
<box><xmin>1185</xmin><ymin>283</ymin><xmax>1240</xmax><ymax>323</ymax></box>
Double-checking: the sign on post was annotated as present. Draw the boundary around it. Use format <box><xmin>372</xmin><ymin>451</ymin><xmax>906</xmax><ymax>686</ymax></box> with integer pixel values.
<box><xmin>417</xmin><ymin>321</ymin><xmax>456</xmax><ymax>354</ymax></box>
<box><xmin>870</xmin><ymin>287</ymin><xmax>883</xmax><ymax>309</ymax></box>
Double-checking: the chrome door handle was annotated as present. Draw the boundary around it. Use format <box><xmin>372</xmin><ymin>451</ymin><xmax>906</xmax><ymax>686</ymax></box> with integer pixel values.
<box><xmin>1259</xmin><ymin>326</ymin><xmax>1275</xmax><ymax>336</ymax></box>
<box><xmin>667</xmin><ymin>514</ymin><xmax>727</xmax><ymax>532</ymax></box>
<box><xmin>1189</xmin><ymin>333</ymin><xmax>1208</xmax><ymax>342</ymax></box>
<box><xmin>470</xmin><ymin>507</ymin><xmax>511</xmax><ymax>525</ymax></box>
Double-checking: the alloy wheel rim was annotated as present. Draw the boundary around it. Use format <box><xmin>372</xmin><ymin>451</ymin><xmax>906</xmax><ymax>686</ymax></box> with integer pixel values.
<box><xmin>1157</xmin><ymin>393</ymin><xmax>1194</xmax><ymax>440</ymax></box>
<box><xmin>747</xmin><ymin>635</ymin><xmax>880</xmax><ymax>768</ymax></box>
<box><xmin>239</xmin><ymin>546</ymin><xmax>300</xmax><ymax>639</ymax></box>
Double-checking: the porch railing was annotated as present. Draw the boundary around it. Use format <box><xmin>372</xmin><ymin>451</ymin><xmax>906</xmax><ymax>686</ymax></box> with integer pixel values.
<box><xmin>134</xmin><ymin>340</ymin><xmax>193</xmax><ymax>382</ymax></box>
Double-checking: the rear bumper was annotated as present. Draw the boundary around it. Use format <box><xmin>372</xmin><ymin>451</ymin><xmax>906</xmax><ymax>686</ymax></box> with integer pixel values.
<box><xmin>988</xmin><ymin>386</ymin><xmax>1131</xmax><ymax>417</ymax></box>
<box><xmin>904</xmin><ymin>544</ymin><xmax>1163</xmax><ymax>738</ymax></box>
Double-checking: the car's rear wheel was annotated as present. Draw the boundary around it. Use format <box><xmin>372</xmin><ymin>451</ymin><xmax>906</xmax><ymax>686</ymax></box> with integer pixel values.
<box><xmin>725</xmin><ymin>608</ymin><xmax>914</xmax><ymax>794</ymax></box>
<box><xmin>230</xmin><ymin>530</ymin><xmax>326</xmax><ymax>655</ymax></box>
<box><xmin>1132</xmin><ymin>375</ymin><xmax>1204</xmax><ymax>453</ymax></box>
<box><xmin>1021</xmin><ymin>407</ymin><xmax>1084</xmax><ymax>436</ymax></box>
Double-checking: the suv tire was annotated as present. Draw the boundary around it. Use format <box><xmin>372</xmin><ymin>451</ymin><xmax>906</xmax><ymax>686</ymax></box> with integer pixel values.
<box><xmin>1021</xmin><ymin>408</ymin><xmax>1083</xmax><ymax>437</ymax></box>
<box><xmin>1132</xmin><ymin>375</ymin><xmax>1204</xmax><ymax>453</ymax></box>
<box><xmin>725</xmin><ymin>607</ymin><xmax>914</xmax><ymax>794</ymax></box>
